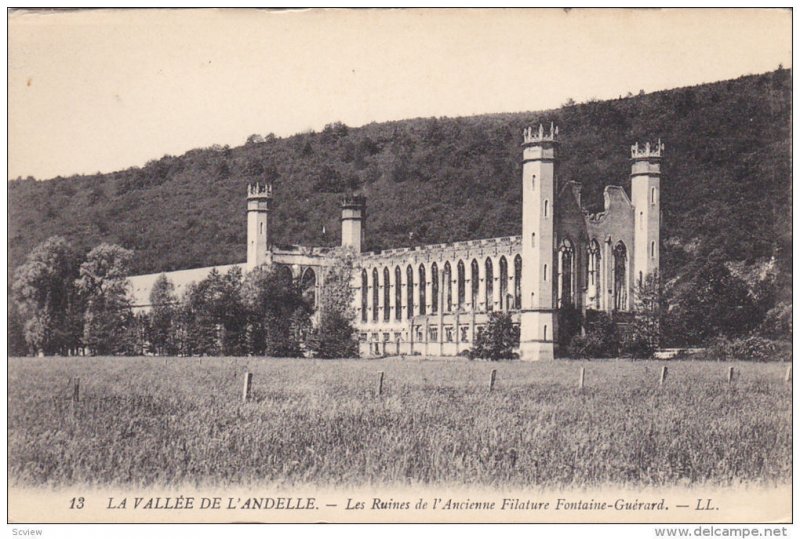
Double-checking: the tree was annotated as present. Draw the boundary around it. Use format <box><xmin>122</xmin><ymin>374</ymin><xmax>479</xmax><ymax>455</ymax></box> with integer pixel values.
<box><xmin>306</xmin><ymin>248</ymin><xmax>359</xmax><ymax>358</ymax></box>
<box><xmin>12</xmin><ymin>236</ymin><xmax>83</xmax><ymax>355</ymax></box>
<box><xmin>621</xmin><ymin>273</ymin><xmax>663</xmax><ymax>358</ymax></box>
<box><xmin>77</xmin><ymin>243</ymin><xmax>134</xmax><ymax>355</ymax></box>
<box><xmin>568</xmin><ymin>311</ymin><xmax>619</xmax><ymax>359</ymax></box>
<box><xmin>471</xmin><ymin>311</ymin><xmax>520</xmax><ymax>360</ymax></box>
<box><xmin>242</xmin><ymin>265</ymin><xmax>310</xmax><ymax>357</ymax></box>
<box><xmin>182</xmin><ymin>267</ymin><xmax>247</xmax><ymax>356</ymax></box>
<box><xmin>148</xmin><ymin>274</ymin><xmax>178</xmax><ymax>355</ymax></box>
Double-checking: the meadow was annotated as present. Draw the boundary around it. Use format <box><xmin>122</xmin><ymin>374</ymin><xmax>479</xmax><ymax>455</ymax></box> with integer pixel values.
<box><xmin>7</xmin><ymin>357</ymin><xmax>792</xmax><ymax>489</ymax></box>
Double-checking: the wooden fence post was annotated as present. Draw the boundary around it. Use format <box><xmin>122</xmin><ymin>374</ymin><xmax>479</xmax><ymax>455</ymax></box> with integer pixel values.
<box><xmin>489</xmin><ymin>369</ymin><xmax>497</xmax><ymax>392</ymax></box>
<box><xmin>785</xmin><ymin>365</ymin><xmax>792</xmax><ymax>383</ymax></box>
<box><xmin>727</xmin><ymin>366</ymin><xmax>735</xmax><ymax>384</ymax></box>
<box><xmin>71</xmin><ymin>377</ymin><xmax>80</xmax><ymax>404</ymax></box>
<box><xmin>242</xmin><ymin>372</ymin><xmax>253</xmax><ymax>403</ymax></box>
<box><xmin>659</xmin><ymin>366</ymin><xmax>668</xmax><ymax>386</ymax></box>
<box><xmin>377</xmin><ymin>371</ymin><xmax>384</xmax><ymax>397</ymax></box>
<box><xmin>578</xmin><ymin>367</ymin><xmax>585</xmax><ymax>390</ymax></box>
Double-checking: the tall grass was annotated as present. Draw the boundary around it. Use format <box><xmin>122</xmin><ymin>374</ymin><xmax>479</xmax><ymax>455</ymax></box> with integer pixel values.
<box><xmin>8</xmin><ymin>357</ymin><xmax>791</xmax><ymax>488</ymax></box>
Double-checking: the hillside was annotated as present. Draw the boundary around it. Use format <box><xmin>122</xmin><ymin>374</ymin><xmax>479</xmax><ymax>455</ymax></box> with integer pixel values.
<box><xmin>9</xmin><ymin>69</ymin><xmax>792</xmax><ymax>288</ymax></box>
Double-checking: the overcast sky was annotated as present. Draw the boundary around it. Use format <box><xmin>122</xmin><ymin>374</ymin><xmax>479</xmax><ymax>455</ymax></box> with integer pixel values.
<box><xmin>8</xmin><ymin>8</ymin><xmax>792</xmax><ymax>180</ymax></box>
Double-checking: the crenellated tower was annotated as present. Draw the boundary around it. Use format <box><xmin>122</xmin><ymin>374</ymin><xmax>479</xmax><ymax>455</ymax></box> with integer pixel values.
<box><xmin>341</xmin><ymin>195</ymin><xmax>366</xmax><ymax>252</ymax></box>
<box><xmin>246</xmin><ymin>181</ymin><xmax>273</xmax><ymax>271</ymax></box>
<box><xmin>519</xmin><ymin>123</ymin><xmax>558</xmax><ymax>361</ymax></box>
<box><xmin>630</xmin><ymin>140</ymin><xmax>662</xmax><ymax>292</ymax></box>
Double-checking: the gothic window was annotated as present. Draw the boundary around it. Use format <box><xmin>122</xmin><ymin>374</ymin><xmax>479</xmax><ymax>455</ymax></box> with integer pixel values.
<box><xmin>431</xmin><ymin>263</ymin><xmax>439</xmax><ymax>315</ymax></box>
<box><xmin>613</xmin><ymin>242</ymin><xmax>628</xmax><ymax>311</ymax></box>
<box><xmin>260</xmin><ymin>222</ymin><xmax>264</xmax><ymax>235</ymax></box>
<box><xmin>383</xmin><ymin>267</ymin><xmax>390</xmax><ymax>321</ymax></box>
<box><xmin>587</xmin><ymin>240</ymin><xmax>601</xmax><ymax>309</ymax></box>
<box><xmin>277</xmin><ymin>264</ymin><xmax>293</xmax><ymax>286</ymax></box>
<box><xmin>558</xmin><ymin>239</ymin><xmax>574</xmax><ymax>307</ymax></box>
<box><xmin>300</xmin><ymin>268</ymin><xmax>316</xmax><ymax>309</ymax></box>
<box><xmin>457</xmin><ymin>260</ymin><xmax>466</xmax><ymax>310</ymax></box>
<box><xmin>361</xmin><ymin>269</ymin><xmax>368</xmax><ymax>322</ymax></box>
<box><xmin>544</xmin><ymin>200</ymin><xmax>549</xmax><ymax>218</ymax></box>
<box><xmin>514</xmin><ymin>254</ymin><xmax>522</xmax><ymax>309</ymax></box>
<box><xmin>499</xmin><ymin>256</ymin><xmax>508</xmax><ymax>311</ymax></box>
<box><xmin>651</xmin><ymin>241</ymin><xmax>656</xmax><ymax>258</ymax></box>
<box><xmin>443</xmin><ymin>262</ymin><xmax>452</xmax><ymax>313</ymax></box>
<box><xmin>418</xmin><ymin>264</ymin><xmax>427</xmax><ymax>315</ymax></box>
<box><xmin>406</xmin><ymin>265</ymin><xmax>414</xmax><ymax>319</ymax></box>
<box><xmin>372</xmin><ymin>268</ymin><xmax>379</xmax><ymax>322</ymax></box>
<box><xmin>395</xmin><ymin>266</ymin><xmax>402</xmax><ymax>320</ymax></box>
<box><xmin>543</xmin><ymin>264</ymin><xmax>548</xmax><ymax>282</ymax></box>
<box><xmin>471</xmin><ymin>259</ymin><xmax>479</xmax><ymax>310</ymax></box>
<box><xmin>651</xmin><ymin>187</ymin><xmax>657</xmax><ymax>205</ymax></box>
<box><xmin>485</xmin><ymin>258</ymin><xmax>494</xmax><ymax>311</ymax></box>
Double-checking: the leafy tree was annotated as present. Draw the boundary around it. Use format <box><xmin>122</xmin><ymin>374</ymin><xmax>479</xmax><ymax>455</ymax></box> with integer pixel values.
<box><xmin>148</xmin><ymin>274</ymin><xmax>179</xmax><ymax>355</ymax></box>
<box><xmin>471</xmin><ymin>311</ymin><xmax>520</xmax><ymax>360</ymax></box>
<box><xmin>77</xmin><ymin>243</ymin><xmax>134</xmax><ymax>355</ymax></box>
<box><xmin>621</xmin><ymin>273</ymin><xmax>663</xmax><ymax>358</ymax></box>
<box><xmin>306</xmin><ymin>248</ymin><xmax>359</xmax><ymax>358</ymax></box>
<box><xmin>242</xmin><ymin>265</ymin><xmax>310</xmax><ymax>357</ymax></box>
<box><xmin>12</xmin><ymin>236</ymin><xmax>83</xmax><ymax>355</ymax></box>
<box><xmin>182</xmin><ymin>267</ymin><xmax>247</xmax><ymax>356</ymax></box>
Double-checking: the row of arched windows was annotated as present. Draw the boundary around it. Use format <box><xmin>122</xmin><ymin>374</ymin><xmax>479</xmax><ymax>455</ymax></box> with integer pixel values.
<box><xmin>361</xmin><ymin>255</ymin><xmax>523</xmax><ymax>322</ymax></box>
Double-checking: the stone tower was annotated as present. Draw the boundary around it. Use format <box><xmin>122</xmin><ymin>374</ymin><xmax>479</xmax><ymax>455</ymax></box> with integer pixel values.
<box><xmin>631</xmin><ymin>140</ymin><xmax>662</xmax><ymax>291</ymax></box>
<box><xmin>246</xmin><ymin>182</ymin><xmax>273</xmax><ymax>271</ymax></box>
<box><xmin>341</xmin><ymin>195</ymin><xmax>366</xmax><ymax>252</ymax></box>
<box><xmin>519</xmin><ymin>123</ymin><xmax>558</xmax><ymax>361</ymax></box>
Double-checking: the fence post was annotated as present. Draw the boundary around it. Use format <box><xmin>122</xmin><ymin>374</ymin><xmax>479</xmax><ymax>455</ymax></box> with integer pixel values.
<box><xmin>578</xmin><ymin>367</ymin><xmax>585</xmax><ymax>390</ymax></box>
<box><xmin>727</xmin><ymin>366</ymin><xmax>735</xmax><ymax>384</ymax></box>
<box><xmin>242</xmin><ymin>371</ymin><xmax>253</xmax><ymax>403</ymax></box>
<box><xmin>785</xmin><ymin>365</ymin><xmax>792</xmax><ymax>383</ymax></box>
<box><xmin>489</xmin><ymin>369</ymin><xmax>497</xmax><ymax>392</ymax></box>
<box><xmin>377</xmin><ymin>371</ymin><xmax>384</xmax><ymax>397</ymax></box>
<box><xmin>72</xmin><ymin>377</ymin><xmax>80</xmax><ymax>404</ymax></box>
<box><xmin>659</xmin><ymin>366</ymin><xmax>668</xmax><ymax>386</ymax></box>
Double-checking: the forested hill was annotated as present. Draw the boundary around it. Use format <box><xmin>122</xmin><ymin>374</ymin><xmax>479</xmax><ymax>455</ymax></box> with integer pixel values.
<box><xmin>9</xmin><ymin>69</ymin><xmax>791</xmax><ymax>284</ymax></box>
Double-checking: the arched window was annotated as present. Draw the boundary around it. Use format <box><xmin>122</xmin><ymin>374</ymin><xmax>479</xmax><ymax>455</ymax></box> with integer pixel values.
<box><xmin>543</xmin><ymin>264</ymin><xmax>548</xmax><ymax>282</ymax></box>
<box><xmin>443</xmin><ymin>262</ymin><xmax>452</xmax><ymax>313</ymax></box>
<box><xmin>499</xmin><ymin>256</ymin><xmax>508</xmax><ymax>311</ymax></box>
<box><xmin>383</xmin><ymin>267</ymin><xmax>390</xmax><ymax>321</ymax></box>
<box><xmin>361</xmin><ymin>269</ymin><xmax>368</xmax><ymax>322</ymax></box>
<box><xmin>639</xmin><ymin>271</ymin><xmax>643</xmax><ymax>288</ymax></box>
<box><xmin>531</xmin><ymin>232</ymin><xmax>536</xmax><ymax>248</ymax></box>
<box><xmin>431</xmin><ymin>263</ymin><xmax>439</xmax><ymax>315</ymax></box>
<box><xmin>485</xmin><ymin>258</ymin><xmax>494</xmax><ymax>311</ymax></box>
<box><xmin>300</xmin><ymin>268</ymin><xmax>316</xmax><ymax>309</ymax></box>
<box><xmin>277</xmin><ymin>264</ymin><xmax>293</xmax><ymax>286</ymax></box>
<box><xmin>651</xmin><ymin>187</ymin><xmax>657</xmax><ymax>205</ymax></box>
<box><xmin>406</xmin><ymin>265</ymin><xmax>414</xmax><ymax>319</ymax></box>
<box><xmin>531</xmin><ymin>174</ymin><xmax>536</xmax><ymax>191</ymax></box>
<box><xmin>558</xmin><ymin>239</ymin><xmax>574</xmax><ymax>307</ymax></box>
<box><xmin>372</xmin><ymin>268</ymin><xmax>379</xmax><ymax>322</ymax></box>
<box><xmin>471</xmin><ymin>259</ymin><xmax>480</xmax><ymax>310</ymax></box>
<box><xmin>544</xmin><ymin>200</ymin><xmax>549</xmax><ymax>218</ymax></box>
<box><xmin>418</xmin><ymin>264</ymin><xmax>427</xmax><ymax>315</ymax></box>
<box><xmin>614</xmin><ymin>242</ymin><xmax>628</xmax><ymax>311</ymax></box>
<box><xmin>587</xmin><ymin>240</ymin><xmax>601</xmax><ymax>309</ymax></box>
<box><xmin>543</xmin><ymin>324</ymin><xmax>548</xmax><ymax>341</ymax></box>
<box><xmin>395</xmin><ymin>266</ymin><xmax>402</xmax><ymax>320</ymax></box>
<box><xmin>651</xmin><ymin>241</ymin><xmax>656</xmax><ymax>258</ymax></box>
<box><xmin>639</xmin><ymin>211</ymin><xmax>643</xmax><ymax>230</ymax></box>
<box><xmin>513</xmin><ymin>255</ymin><xmax>522</xmax><ymax>309</ymax></box>
<box><xmin>457</xmin><ymin>260</ymin><xmax>466</xmax><ymax>310</ymax></box>
<box><xmin>260</xmin><ymin>222</ymin><xmax>264</xmax><ymax>235</ymax></box>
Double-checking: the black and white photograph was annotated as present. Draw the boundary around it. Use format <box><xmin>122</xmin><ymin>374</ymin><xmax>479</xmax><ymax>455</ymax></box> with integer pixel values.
<box><xmin>6</xmin><ymin>7</ymin><xmax>793</xmax><ymax>530</ymax></box>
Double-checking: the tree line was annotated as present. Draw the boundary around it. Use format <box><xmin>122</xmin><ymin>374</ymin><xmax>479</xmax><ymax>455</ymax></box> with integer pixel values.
<box><xmin>9</xmin><ymin>236</ymin><xmax>360</xmax><ymax>358</ymax></box>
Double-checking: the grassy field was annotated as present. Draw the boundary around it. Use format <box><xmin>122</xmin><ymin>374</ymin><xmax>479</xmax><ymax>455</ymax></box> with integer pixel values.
<box><xmin>7</xmin><ymin>357</ymin><xmax>792</xmax><ymax>489</ymax></box>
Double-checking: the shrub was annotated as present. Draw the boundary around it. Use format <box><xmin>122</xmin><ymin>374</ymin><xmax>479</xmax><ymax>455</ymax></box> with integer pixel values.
<box><xmin>707</xmin><ymin>335</ymin><xmax>788</xmax><ymax>362</ymax></box>
<box><xmin>567</xmin><ymin>312</ymin><xmax>619</xmax><ymax>358</ymax></box>
<box><xmin>470</xmin><ymin>312</ymin><xmax>520</xmax><ymax>360</ymax></box>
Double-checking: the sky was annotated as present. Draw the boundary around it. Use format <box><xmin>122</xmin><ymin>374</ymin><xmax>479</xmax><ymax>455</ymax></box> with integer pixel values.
<box><xmin>8</xmin><ymin>8</ymin><xmax>792</xmax><ymax>180</ymax></box>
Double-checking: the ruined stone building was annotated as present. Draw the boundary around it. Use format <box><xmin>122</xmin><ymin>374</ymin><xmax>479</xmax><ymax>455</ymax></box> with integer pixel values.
<box><xmin>129</xmin><ymin>124</ymin><xmax>662</xmax><ymax>360</ymax></box>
